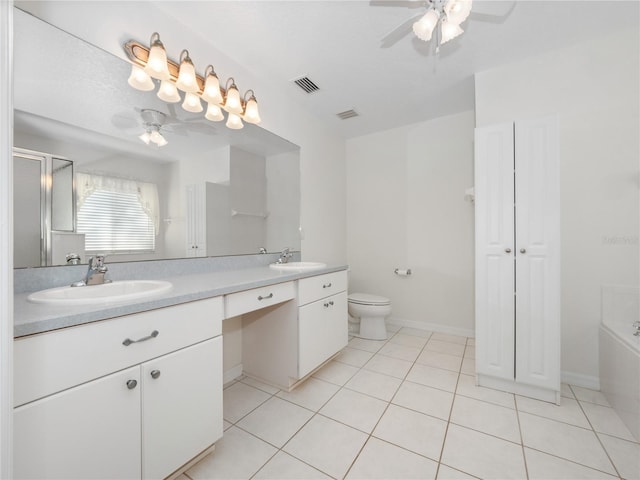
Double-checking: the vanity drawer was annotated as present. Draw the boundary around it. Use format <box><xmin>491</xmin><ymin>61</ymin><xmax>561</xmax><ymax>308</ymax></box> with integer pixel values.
<box><xmin>14</xmin><ymin>296</ymin><xmax>223</xmax><ymax>407</ymax></box>
<box><xmin>225</xmin><ymin>281</ymin><xmax>295</xmax><ymax>318</ymax></box>
<box><xmin>298</xmin><ymin>271</ymin><xmax>348</xmax><ymax>306</ymax></box>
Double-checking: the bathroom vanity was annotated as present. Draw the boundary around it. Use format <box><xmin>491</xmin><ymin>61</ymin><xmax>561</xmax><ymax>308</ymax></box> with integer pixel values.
<box><xmin>12</xmin><ymin>263</ymin><xmax>348</xmax><ymax>479</ymax></box>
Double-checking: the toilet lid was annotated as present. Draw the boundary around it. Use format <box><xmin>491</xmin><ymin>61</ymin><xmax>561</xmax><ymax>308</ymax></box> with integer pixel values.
<box><xmin>348</xmin><ymin>293</ymin><xmax>391</xmax><ymax>306</ymax></box>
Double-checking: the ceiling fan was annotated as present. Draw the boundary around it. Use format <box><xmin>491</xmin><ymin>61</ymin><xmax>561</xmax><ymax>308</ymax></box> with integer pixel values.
<box><xmin>373</xmin><ymin>0</ymin><xmax>516</xmax><ymax>49</ymax></box>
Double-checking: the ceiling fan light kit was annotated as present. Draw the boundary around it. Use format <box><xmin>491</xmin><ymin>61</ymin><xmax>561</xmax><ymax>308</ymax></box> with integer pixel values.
<box><xmin>413</xmin><ymin>0</ymin><xmax>472</xmax><ymax>48</ymax></box>
<box><xmin>123</xmin><ymin>32</ymin><xmax>262</xmax><ymax>145</ymax></box>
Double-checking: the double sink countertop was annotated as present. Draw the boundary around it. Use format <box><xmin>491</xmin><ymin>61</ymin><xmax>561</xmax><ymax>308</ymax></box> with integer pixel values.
<box><xmin>14</xmin><ymin>264</ymin><xmax>348</xmax><ymax>338</ymax></box>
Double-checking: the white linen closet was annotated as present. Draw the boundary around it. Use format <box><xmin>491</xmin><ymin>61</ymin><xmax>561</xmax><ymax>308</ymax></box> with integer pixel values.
<box><xmin>474</xmin><ymin>115</ymin><xmax>561</xmax><ymax>404</ymax></box>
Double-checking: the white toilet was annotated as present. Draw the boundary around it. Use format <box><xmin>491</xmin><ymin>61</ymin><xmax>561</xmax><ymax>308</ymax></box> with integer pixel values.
<box><xmin>347</xmin><ymin>293</ymin><xmax>392</xmax><ymax>340</ymax></box>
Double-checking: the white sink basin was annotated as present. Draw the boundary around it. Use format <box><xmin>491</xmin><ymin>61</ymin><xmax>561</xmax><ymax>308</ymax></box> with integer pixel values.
<box><xmin>269</xmin><ymin>261</ymin><xmax>327</xmax><ymax>272</ymax></box>
<box><xmin>27</xmin><ymin>280</ymin><xmax>173</xmax><ymax>306</ymax></box>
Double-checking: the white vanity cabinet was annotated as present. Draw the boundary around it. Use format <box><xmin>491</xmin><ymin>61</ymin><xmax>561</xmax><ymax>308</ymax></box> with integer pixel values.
<box><xmin>13</xmin><ymin>297</ymin><xmax>224</xmax><ymax>480</ymax></box>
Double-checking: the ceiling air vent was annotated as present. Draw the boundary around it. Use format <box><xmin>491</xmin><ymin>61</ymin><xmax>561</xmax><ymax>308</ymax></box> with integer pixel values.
<box><xmin>336</xmin><ymin>109</ymin><xmax>359</xmax><ymax>120</ymax></box>
<box><xmin>293</xmin><ymin>76</ymin><xmax>320</xmax><ymax>94</ymax></box>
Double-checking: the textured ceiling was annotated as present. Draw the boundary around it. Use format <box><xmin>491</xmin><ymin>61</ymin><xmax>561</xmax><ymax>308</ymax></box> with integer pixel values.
<box><xmin>15</xmin><ymin>0</ymin><xmax>640</xmax><ymax>139</ymax></box>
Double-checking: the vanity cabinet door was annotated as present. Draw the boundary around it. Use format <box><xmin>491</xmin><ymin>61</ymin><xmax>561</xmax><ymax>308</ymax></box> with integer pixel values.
<box><xmin>141</xmin><ymin>337</ymin><xmax>223</xmax><ymax>480</ymax></box>
<box><xmin>298</xmin><ymin>291</ymin><xmax>348</xmax><ymax>378</ymax></box>
<box><xmin>14</xmin><ymin>366</ymin><xmax>141</xmax><ymax>480</ymax></box>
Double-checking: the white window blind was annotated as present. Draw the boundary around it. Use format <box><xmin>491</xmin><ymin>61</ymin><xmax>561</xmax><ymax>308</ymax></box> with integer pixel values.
<box><xmin>76</xmin><ymin>173</ymin><xmax>158</xmax><ymax>253</ymax></box>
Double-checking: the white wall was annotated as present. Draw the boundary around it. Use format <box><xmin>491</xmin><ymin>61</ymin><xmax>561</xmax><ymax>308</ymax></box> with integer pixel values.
<box><xmin>347</xmin><ymin>110</ymin><xmax>476</xmax><ymax>336</ymax></box>
<box><xmin>475</xmin><ymin>28</ymin><xmax>640</xmax><ymax>386</ymax></box>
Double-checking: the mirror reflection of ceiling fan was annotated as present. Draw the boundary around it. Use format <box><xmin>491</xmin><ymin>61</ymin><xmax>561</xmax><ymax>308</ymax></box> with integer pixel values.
<box><xmin>373</xmin><ymin>0</ymin><xmax>516</xmax><ymax>50</ymax></box>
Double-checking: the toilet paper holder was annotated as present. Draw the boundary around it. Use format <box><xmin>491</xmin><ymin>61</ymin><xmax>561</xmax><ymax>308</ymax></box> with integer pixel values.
<box><xmin>394</xmin><ymin>268</ymin><xmax>412</xmax><ymax>276</ymax></box>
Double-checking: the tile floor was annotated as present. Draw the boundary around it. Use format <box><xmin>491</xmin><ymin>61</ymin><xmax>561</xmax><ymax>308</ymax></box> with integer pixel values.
<box><xmin>180</xmin><ymin>325</ymin><xmax>640</xmax><ymax>480</ymax></box>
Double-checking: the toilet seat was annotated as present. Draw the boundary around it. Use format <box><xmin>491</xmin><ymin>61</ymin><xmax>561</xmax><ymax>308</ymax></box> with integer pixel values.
<box><xmin>348</xmin><ymin>293</ymin><xmax>391</xmax><ymax>306</ymax></box>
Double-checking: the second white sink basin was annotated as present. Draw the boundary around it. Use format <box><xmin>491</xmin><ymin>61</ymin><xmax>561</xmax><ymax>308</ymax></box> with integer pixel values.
<box><xmin>27</xmin><ymin>280</ymin><xmax>173</xmax><ymax>306</ymax></box>
<box><xmin>269</xmin><ymin>261</ymin><xmax>327</xmax><ymax>271</ymax></box>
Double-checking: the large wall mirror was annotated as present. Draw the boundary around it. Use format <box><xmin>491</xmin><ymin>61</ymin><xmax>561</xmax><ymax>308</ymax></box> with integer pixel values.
<box><xmin>13</xmin><ymin>7</ymin><xmax>301</xmax><ymax>268</ymax></box>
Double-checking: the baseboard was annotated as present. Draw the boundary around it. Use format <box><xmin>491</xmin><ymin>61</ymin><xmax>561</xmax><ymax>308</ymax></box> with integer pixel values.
<box><xmin>223</xmin><ymin>364</ymin><xmax>243</xmax><ymax>385</ymax></box>
<box><xmin>388</xmin><ymin>316</ymin><xmax>475</xmax><ymax>338</ymax></box>
<box><xmin>561</xmin><ymin>370</ymin><xmax>600</xmax><ymax>391</ymax></box>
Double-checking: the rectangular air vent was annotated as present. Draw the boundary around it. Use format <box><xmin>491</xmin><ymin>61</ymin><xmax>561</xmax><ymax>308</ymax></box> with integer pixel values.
<box><xmin>336</xmin><ymin>109</ymin><xmax>359</xmax><ymax>120</ymax></box>
<box><xmin>293</xmin><ymin>76</ymin><xmax>320</xmax><ymax>94</ymax></box>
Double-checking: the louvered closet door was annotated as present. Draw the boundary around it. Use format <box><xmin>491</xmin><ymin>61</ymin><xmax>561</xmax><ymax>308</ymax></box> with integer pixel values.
<box><xmin>475</xmin><ymin>123</ymin><xmax>515</xmax><ymax>381</ymax></box>
<box><xmin>514</xmin><ymin>116</ymin><xmax>560</xmax><ymax>390</ymax></box>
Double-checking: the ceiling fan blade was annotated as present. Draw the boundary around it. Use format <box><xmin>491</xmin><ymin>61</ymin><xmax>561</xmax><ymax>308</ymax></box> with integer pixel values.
<box><xmin>471</xmin><ymin>0</ymin><xmax>516</xmax><ymax>19</ymax></box>
<box><xmin>380</xmin><ymin>12</ymin><xmax>424</xmax><ymax>48</ymax></box>
<box><xmin>370</xmin><ymin>0</ymin><xmax>426</xmax><ymax>8</ymax></box>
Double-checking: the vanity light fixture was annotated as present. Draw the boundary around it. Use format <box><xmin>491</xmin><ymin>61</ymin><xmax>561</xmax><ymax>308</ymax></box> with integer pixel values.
<box><xmin>124</xmin><ymin>33</ymin><xmax>262</xmax><ymax>132</ymax></box>
<box><xmin>412</xmin><ymin>0</ymin><xmax>472</xmax><ymax>49</ymax></box>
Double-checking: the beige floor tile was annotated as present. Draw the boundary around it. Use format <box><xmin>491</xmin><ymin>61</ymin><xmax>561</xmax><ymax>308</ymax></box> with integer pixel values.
<box><xmin>223</xmin><ymin>381</ymin><xmax>272</xmax><ymax>423</ymax></box>
<box><xmin>598</xmin><ymin>432</ymin><xmax>640</xmax><ymax>480</ymax></box>
<box><xmin>345</xmin><ymin>369</ymin><xmax>403</xmax><ymax>401</ymax></box>
<box><xmin>450</xmin><ymin>395</ymin><xmax>521</xmax><ymax>443</ymax></box>
<box><xmin>456</xmin><ymin>374</ymin><xmax>515</xmax><ymax>409</ymax></box>
<box><xmin>345</xmin><ymin>437</ymin><xmax>438</xmax><ymax>479</ymax></box>
<box><xmin>186</xmin><ymin>426</ymin><xmax>277</xmax><ymax>479</ymax></box>
<box><xmin>466</xmin><ymin>338</ymin><xmax>476</xmax><ymax>346</ymax></box>
<box><xmin>378</xmin><ymin>342</ymin><xmax>423</xmax><ymax>362</ymax></box>
<box><xmin>460</xmin><ymin>357</ymin><xmax>475</xmax><ymax>375</ymax></box>
<box><xmin>561</xmin><ymin>383</ymin><xmax>575</xmax><ymax>399</ymax></box>
<box><xmin>320</xmin><ymin>388</ymin><xmax>388</xmax><ymax>433</ymax></box>
<box><xmin>570</xmin><ymin>385</ymin><xmax>610</xmax><ymax>406</ymax></box>
<box><xmin>516</xmin><ymin>395</ymin><xmax>590</xmax><ymax>428</ymax></box>
<box><xmin>241</xmin><ymin>376</ymin><xmax>281</xmax><ymax>395</ymax></box>
<box><xmin>524</xmin><ymin>447</ymin><xmax>618</xmax><ymax>479</ymax></box>
<box><xmin>373</xmin><ymin>403</ymin><xmax>447</xmax><ymax>460</ymax></box>
<box><xmin>277</xmin><ymin>377</ymin><xmax>340</xmax><ymax>412</ymax></box>
<box><xmin>441</xmin><ymin>424</ymin><xmax>527</xmax><ymax>479</ymax></box>
<box><xmin>406</xmin><ymin>363</ymin><xmax>460</xmax><ymax>393</ymax></box>
<box><xmin>312</xmin><ymin>360</ymin><xmax>360</xmax><ymax>386</ymax></box>
<box><xmin>392</xmin><ymin>381</ymin><xmax>454</xmax><ymax>421</ymax></box>
<box><xmin>581</xmin><ymin>401</ymin><xmax>636</xmax><ymax>441</ymax></box>
<box><xmin>283</xmin><ymin>415</ymin><xmax>368</xmax><ymax>479</ymax></box>
<box><xmin>463</xmin><ymin>346</ymin><xmax>475</xmax><ymax>359</ymax></box>
<box><xmin>519</xmin><ymin>412</ymin><xmax>616</xmax><ymax>474</ymax></box>
<box><xmin>430</xmin><ymin>333</ymin><xmax>468</xmax><ymax>345</ymax></box>
<box><xmin>398</xmin><ymin>326</ymin><xmax>432</xmax><ymax>338</ymax></box>
<box><xmin>237</xmin><ymin>396</ymin><xmax>314</xmax><ymax>447</ymax></box>
<box><xmin>416</xmin><ymin>350</ymin><xmax>463</xmax><ymax>372</ymax></box>
<box><xmin>335</xmin><ymin>347</ymin><xmax>374</xmax><ymax>367</ymax></box>
<box><xmin>389</xmin><ymin>332</ymin><xmax>429</xmax><ymax>348</ymax></box>
<box><xmin>253</xmin><ymin>451</ymin><xmax>331</xmax><ymax>479</ymax></box>
<box><xmin>363</xmin><ymin>353</ymin><xmax>413</xmax><ymax>379</ymax></box>
<box><xmin>386</xmin><ymin>323</ymin><xmax>402</xmax><ymax>333</ymax></box>
<box><xmin>437</xmin><ymin>464</ymin><xmax>479</xmax><ymax>479</ymax></box>
<box><xmin>223</xmin><ymin>420</ymin><xmax>232</xmax><ymax>431</ymax></box>
<box><xmin>348</xmin><ymin>337</ymin><xmax>387</xmax><ymax>353</ymax></box>
<box><xmin>425</xmin><ymin>340</ymin><xmax>465</xmax><ymax>357</ymax></box>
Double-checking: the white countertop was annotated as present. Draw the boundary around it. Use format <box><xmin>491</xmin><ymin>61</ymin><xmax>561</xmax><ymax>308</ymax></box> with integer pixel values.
<box><xmin>14</xmin><ymin>264</ymin><xmax>348</xmax><ymax>338</ymax></box>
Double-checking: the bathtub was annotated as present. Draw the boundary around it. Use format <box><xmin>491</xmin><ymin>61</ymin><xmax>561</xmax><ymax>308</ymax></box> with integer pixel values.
<box><xmin>599</xmin><ymin>285</ymin><xmax>640</xmax><ymax>442</ymax></box>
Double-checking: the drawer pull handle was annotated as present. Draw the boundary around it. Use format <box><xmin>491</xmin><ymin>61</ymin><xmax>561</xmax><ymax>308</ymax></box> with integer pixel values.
<box><xmin>126</xmin><ymin>380</ymin><xmax>138</xmax><ymax>390</ymax></box>
<box><xmin>323</xmin><ymin>283</ymin><xmax>332</xmax><ymax>288</ymax></box>
<box><xmin>258</xmin><ymin>293</ymin><xmax>274</xmax><ymax>301</ymax></box>
<box><xmin>122</xmin><ymin>330</ymin><xmax>159</xmax><ymax>346</ymax></box>
<box><xmin>324</xmin><ymin>301</ymin><xmax>335</xmax><ymax>308</ymax></box>
<box><xmin>150</xmin><ymin>369</ymin><xmax>161</xmax><ymax>379</ymax></box>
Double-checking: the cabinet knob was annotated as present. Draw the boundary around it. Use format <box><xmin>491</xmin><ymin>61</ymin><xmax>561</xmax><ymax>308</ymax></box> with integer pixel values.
<box><xmin>505</xmin><ymin>248</ymin><xmax>512</xmax><ymax>253</ymax></box>
<box><xmin>520</xmin><ymin>248</ymin><xmax>527</xmax><ymax>254</ymax></box>
<box><xmin>150</xmin><ymin>370</ymin><xmax>161</xmax><ymax>379</ymax></box>
<box><xmin>126</xmin><ymin>380</ymin><xmax>138</xmax><ymax>390</ymax></box>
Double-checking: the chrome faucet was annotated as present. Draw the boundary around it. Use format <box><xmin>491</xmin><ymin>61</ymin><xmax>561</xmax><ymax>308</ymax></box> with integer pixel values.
<box><xmin>71</xmin><ymin>255</ymin><xmax>111</xmax><ymax>287</ymax></box>
<box><xmin>277</xmin><ymin>247</ymin><xmax>293</xmax><ymax>264</ymax></box>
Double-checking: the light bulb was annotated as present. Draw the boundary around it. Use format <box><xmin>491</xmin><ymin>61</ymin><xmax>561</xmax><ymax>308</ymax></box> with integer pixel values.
<box><xmin>201</xmin><ymin>69</ymin><xmax>223</xmax><ymax>105</ymax></box>
<box><xmin>176</xmin><ymin>50</ymin><xmax>199</xmax><ymax>93</ymax></box>
<box><xmin>182</xmin><ymin>92</ymin><xmax>203</xmax><ymax>113</ymax></box>
<box><xmin>157</xmin><ymin>79</ymin><xmax>181</xmax><ymax>103</ymax></box>
<box><xmin>223</xmin><ymin>83</ymin><xmax>243</xmax><ymax>115</ymax></box>
<box><xmin>205</xmin><ymin>103</ymin><xmax>224</xmax><ymax>122</ymax></box>
<box><xmin>413</xmin><ymin>9</ymin><xmax>440</xmax><ymax>41</ymax></box>
<box><xmin>226</xmin><ymin>112</ymin><xmax>244</xmax><ymax>130</ymax></box>
<box><xmin>139</xmin><ymin>131</ymin><xmax>151</xmax><ymax>144</ymax></box>
<box><xmin>144</xmin><ymin>33</ymin><xmax>170</xmax><ymax>80</ymax></box>
<box><xmin>445</xmin><ymin>0</ymin><xmax>472</xmax><ymax>25</ymax></box>
<box><xmin>150</xmin><ymin>130</ymin><xmax>168</xmax><ymax>146</ymax></box>
<box><xmin>128</xmin><ymin>64</ymin><xmax>154</xmax><ymax>91</ymax></box>
<box><xmin>243</xmin><ymin>96</ymin><xmax>261</xmax><ymax>124</ymax></box>
<box><xmin>441</xmin><ymin>19</ymin><xmax>464</xmax><ymax>43</ymax></box>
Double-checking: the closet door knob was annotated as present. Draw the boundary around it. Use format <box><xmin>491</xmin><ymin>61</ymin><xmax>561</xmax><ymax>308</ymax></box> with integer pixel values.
<box><xmin>505</xmin><ymin>248</ymin><xmax>512</xmax><ymax>253</ymax></box>
<box><xmin>520</xmin><ymin>248</ymin><xmax>527</xmax><ymax>254</ymax></box>
<box><xmin>150</xmin><ymin>370</ymin><xmax>161</xmax><ymax>379</ymax></box>
<box><xmin>126</xmin><ymin>380</ymin><xmax>138</xmax><ymax>390</ymax></box>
